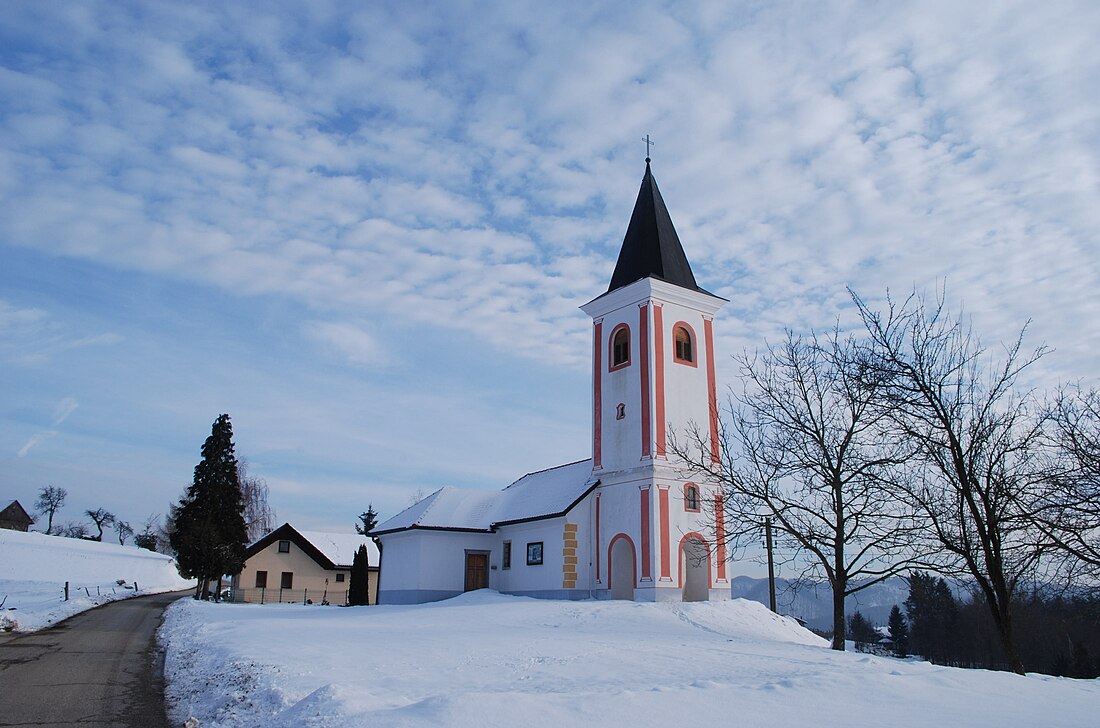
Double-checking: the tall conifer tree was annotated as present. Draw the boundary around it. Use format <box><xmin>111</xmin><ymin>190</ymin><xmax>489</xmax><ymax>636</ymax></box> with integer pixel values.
<box><xmin>171</xmin><ymin>414</ymin><xmax>248</xmax><ymax>600</ymax></box>
<box><xmin>348</xmin><ymin>544</ymin><xmax>371</xmax><ymax>606</ymax></box>
<box><xmin>888</xmin><ymin>605</ymin><xmax>910</xmax><ymax>657</ymax></box>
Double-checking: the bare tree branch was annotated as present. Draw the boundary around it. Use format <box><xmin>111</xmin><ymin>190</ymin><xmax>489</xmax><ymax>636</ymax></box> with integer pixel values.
<box><xmin>670</xmin><ymin>327</ymin><xmax>922</xmax><ymax>650</ymax></box>
<box><xmin>852</xmin><ymin>286</ymin><xmax>1050</xmax><ymax>674</ymax></box>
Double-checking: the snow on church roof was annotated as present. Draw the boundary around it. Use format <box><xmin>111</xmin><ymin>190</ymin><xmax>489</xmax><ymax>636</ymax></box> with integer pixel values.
<box><xmin>372</xmin><ymin>459</ymin><xmax>597</xmax><ymax>535</ymax></box>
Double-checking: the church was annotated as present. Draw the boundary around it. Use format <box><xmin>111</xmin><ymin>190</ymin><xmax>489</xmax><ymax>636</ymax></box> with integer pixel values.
<box><xmin>372</xmin><ymin>160</ymin><xmax>731</xmax><ymax>604</ymax></box>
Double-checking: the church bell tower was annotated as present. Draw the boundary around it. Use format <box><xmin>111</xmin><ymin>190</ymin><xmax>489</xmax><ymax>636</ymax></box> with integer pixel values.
<box><xmin>580</xmin><ymin>160</ymin><xmax>729</xmax><ymax>602</ymax></box>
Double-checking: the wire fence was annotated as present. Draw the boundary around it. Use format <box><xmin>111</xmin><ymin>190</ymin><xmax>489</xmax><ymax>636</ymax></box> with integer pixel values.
<box><xmin>225</xmin><ymin>586</ymin><xmax>350</xmax><ymax>605</ymax></box>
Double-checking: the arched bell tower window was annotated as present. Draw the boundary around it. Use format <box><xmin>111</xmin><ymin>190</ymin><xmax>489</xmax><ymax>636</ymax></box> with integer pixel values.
<box><xmin>684</xmin><ymin>483</ymin><xmax>701</xmax><ymax>512</ymax></box>
<box><xmin>609</xmin><ymin>324</ymin><xmax>630</xmax><ymax>371</ymax></box>
<box><xmin>673</xmin><ymin>323</ymin><xmax>697</xmax><ymax>366</ymax></box>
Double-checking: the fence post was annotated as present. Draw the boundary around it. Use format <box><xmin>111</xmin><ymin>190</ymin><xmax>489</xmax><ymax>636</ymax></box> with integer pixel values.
<box><xmin>64</xmin><ymin>581</ymin><xmax>69</xmax><ymax>601</ymax></box>
<box><xmin>304</xmin><ymin>588</ymin><xmax>308</xmax><ymax>605</ymax></box>
<box><xmin>97</xmin><ymin>586</ymin><xmax>101</xmax><ymax>596</ymax></box>
<box><xmin>134</xmin><ymin>581</ymin><xmax>138</xmax><ymax>593</ymax></box>
<box><xmin>279</xmin><ymin>588</ymin><xmax>283</xmax><ymax>604</ymax></box>
<box><xmin>260</xmin><ymin>587</ymin><xmax>265</xmax><ymax>605</ymax></box>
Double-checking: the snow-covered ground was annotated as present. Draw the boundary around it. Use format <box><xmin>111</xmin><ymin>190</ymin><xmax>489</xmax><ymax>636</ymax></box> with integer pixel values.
<box><xmin>160</xmin><ymin>592</ymin><xmax>1099</xmax><ymax>728</ymax></box>
<box><xmin>0</xmin><ymin>528</ymin><xmax>193</xmax><ymax>632</ymax></box>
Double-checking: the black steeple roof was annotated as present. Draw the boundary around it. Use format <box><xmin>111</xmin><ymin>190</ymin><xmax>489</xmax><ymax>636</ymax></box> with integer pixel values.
<box><xmin>607</xmin><ymin>160</ymin><xmax>700</xmax><ymax>294</ymax></box>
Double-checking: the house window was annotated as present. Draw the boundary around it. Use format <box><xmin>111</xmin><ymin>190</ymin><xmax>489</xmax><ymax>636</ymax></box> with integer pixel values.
<box><xmin>674</xmin><ymin>324</ymin><xmax>695</xmax><ymax>364</ymax></box>
<box><xmin>278</xmin><ymin>540</ymin><xmax>290</xmax><ymax>553</ymax></box>
<box><xmin>502</xmin><ymin>541</ymin><xmax>512</xmax><ymax>569</ymax></box>
<box><xmin>684</xmin><ymin>483</ymin><xmax>700</xmax><ymax>512</ymax></box>
<box><xmin>281</xmin><ymin>571</ymin><xmax>293</xmax><ymax>589</ymax></box>
<box><xmin>335</xmin><ymin>573</ymin><xmax>345</xmax><ymax>583</ymax></box>
<box><xmin>255</xmin><ymin>570</ymin><xmax>268</xmax><ymax>588</ymax></box>
<box><xmin>526</xmin><ymin>541</ymin><xmax>544</xmax><ymax>566</ymax></box>
<box><xmin>610</xmin><ymin>325</ymin><xmax>630</xmax><ymax>370</ymax></box>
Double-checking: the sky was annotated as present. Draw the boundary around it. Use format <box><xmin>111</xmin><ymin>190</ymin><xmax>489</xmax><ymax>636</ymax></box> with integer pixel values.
<box><xmin>2</xmin><ymin>1</ymin><xmax>1099</xmax><ymax>558</ymax></box>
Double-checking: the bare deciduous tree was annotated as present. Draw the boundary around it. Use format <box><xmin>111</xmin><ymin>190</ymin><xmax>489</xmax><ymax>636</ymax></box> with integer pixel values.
<box><xmin>115</xmin><ymin>520</ymin><xmax>134</xmax><ymax>545</ymax></box>
<box><xmin>239</xmin><ymin>461</ymin><xmax>276</xmax><ymax>543</ymax></box>
<box><xmin>1035</xmin><ymin>385</ymin><xmax>1100</xmax><ymax>582</ymax></box>
<box><xmin>671</xmin><ymin>328</ymin><xmax>919</xmax><ymax>650</ymax></box>
<box><xmin>34</xmin><ymin>485</ymin><xmax>67</xmax><ymax>535</ymax></box>
<box><xmin>854</xmin><ymin>288</ymin><xmax>1049</xmax><ymax>674</ymax></box>
<box><xmin>61</xmin><ymin>520</ymin><xmax>89</xmax><ymax>539</ymax></box>
<box><xmin>85</xmin><ymin>508</ymin><xmax>116</xmax><ymax>542</ymax></box>
<box><xmin>134</xmin><ymin>515</ymin><xmax>160</xmax><ymax>552</ymax></box>
<box><xmin>155</xmin><ymin>503</ymin><xmax>179</xmax><ymax>555</ymax></box>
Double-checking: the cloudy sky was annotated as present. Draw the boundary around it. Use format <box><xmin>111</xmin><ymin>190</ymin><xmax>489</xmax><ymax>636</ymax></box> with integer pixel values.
<box><xmin>2</xmin><ymin>1</ymin><xmax>1098</xmax><ymax>548</ymax></box>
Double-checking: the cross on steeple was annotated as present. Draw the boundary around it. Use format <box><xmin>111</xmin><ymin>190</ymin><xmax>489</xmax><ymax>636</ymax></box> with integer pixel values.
<box><xmin>644</xmin><ymin>134</ymin><xmax>654</xmax><ymax>161</ymax></box>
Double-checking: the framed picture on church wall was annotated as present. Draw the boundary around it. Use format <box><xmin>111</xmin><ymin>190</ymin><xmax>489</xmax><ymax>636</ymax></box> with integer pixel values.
<box><xmin>526</xmin><ymin>541</ymin><xmax>543</xmax><ymax>566</ymax></box>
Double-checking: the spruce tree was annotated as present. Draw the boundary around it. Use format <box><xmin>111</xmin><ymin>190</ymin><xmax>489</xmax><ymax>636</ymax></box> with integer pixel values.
<box><xmin>905</xmin><ymin>572</ymin><xmax>958</xmax><ymax>663</ymax></box>
<box><xmin>348</xmin><ymin>544</ymin><xmax>370</xmax><ymax>606</ymax></box>
<box><xmin>171</xmin><ymin>414</ymin><xmax>249</xmax><ymax>600</ymax></box>
<box><xmin>355</xmin><ymin>504</ymin><xmax>378</xmax><ymax>535</ymax></box>
<box><xmin>888</xmin><ymin>604</ymin><xmax>910</xmax><ymax>657</ymax></box>
<box><xmin>847</xmin><ymin>611</ymin><xmax>879</xmax><ymax>645</ymax></box>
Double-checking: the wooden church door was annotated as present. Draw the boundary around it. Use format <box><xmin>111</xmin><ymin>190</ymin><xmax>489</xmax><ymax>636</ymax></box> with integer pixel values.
<box><xmin>465</xmin><ymin>552</ymin><xmax>488</xmax><ymax>591</ymax></box>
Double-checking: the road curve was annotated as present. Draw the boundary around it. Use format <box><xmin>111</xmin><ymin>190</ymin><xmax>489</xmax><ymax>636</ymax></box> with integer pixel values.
<box><xmin>0</xmin><ymin>590</ymin><xmax>189</xmax><ymax>728</ymax></box>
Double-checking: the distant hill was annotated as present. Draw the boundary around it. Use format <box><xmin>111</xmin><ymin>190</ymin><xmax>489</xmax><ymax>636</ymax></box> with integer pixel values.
<box><xmin>731</xmin><ymin>576</ymin><xmax>911</xmax><ymax>631</ymax></box>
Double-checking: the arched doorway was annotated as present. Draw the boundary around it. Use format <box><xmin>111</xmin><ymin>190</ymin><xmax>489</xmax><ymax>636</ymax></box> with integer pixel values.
<box><xmin>680</xmin><ymin>534</ymin><xmax>710</xmax><ymax>602</ymax></box>
<box><xmin>608</xmin><ymin>534</ymin><xmax>636</xmax><ymax>600</ymax></box>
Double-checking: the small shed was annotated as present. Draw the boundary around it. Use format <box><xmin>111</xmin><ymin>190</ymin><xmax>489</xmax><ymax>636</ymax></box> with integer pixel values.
<box><xmin>0</xmin><ymin>500</ymin><xmax>34</xmax><ymax>532</ymax></box>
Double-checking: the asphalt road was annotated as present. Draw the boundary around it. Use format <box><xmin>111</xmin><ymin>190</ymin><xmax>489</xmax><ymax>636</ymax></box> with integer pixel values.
<box><xmin>0</xmin><ymin>590</ymin><xmax>188</xmax><ymax>728</ymax></box>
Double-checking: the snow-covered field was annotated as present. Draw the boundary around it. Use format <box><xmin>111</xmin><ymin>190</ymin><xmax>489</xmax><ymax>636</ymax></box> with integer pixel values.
<box><xmin>160</xmin><ymin>592</ymin><xmax>1100</xmax><ymax>728</ymax></box>
<box><xmin>0</xmin><ymin>528</ymin><xmax>193</xmax><ymax>632</ymax></box>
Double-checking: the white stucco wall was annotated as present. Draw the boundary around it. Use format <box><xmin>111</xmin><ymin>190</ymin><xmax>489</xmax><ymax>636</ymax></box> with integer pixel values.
<box><xmin>493</xmin><ymin>504</ymin><xmax>592</xmax><ymax>600</ymax></box>
<box><xmin>377</xmin><ymin>529</ymin><xmax>499</xmax><ymax>604</ymax></box>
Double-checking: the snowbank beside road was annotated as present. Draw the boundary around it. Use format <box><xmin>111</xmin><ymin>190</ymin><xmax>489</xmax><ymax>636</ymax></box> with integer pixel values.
<box><xmin>160</xmin><ymin>591</ymin><xmax>1100</xmax><ymax>727</ymax></box>
<box><xmin>0</xmin><ymin>529</ymin><xmax>193</xmax><ymax>632</ymax></box>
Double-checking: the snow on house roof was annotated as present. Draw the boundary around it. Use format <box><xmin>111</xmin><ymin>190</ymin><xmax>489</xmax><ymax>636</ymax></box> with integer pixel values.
<box><xmin>296</xmin><ymin>529</ymin><xmax>379</xmax><ymax>567</ymax></box>
<box><xmin>372</xmin><ymin>459</ymin><xmax>597</xmax><ymax>535</ymax></box>
<box><xmin>248</xmin><ymin>524</ymin><xmax>378</xmax><ymax>568</ymax></box>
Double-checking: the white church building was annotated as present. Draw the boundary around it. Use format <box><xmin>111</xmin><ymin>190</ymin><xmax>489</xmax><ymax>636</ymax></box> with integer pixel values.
<box><xmin>372</xmin><ymin>161</ymin><xmax>731</xmax><ymax>604</ymax></box>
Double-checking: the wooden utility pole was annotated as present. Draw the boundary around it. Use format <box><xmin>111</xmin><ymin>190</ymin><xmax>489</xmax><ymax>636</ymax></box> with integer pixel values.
<box><xmin>765</xmin><ymin>517</ymin><xmax>777</xmax><ymax>613</ymax></box>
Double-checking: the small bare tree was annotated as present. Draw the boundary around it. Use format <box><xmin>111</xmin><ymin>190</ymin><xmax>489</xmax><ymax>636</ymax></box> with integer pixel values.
<box><xmin>853</xmin><ymin>288</ymin><xmax>1049</xmax><ymax>674</ymax></box>
<box><xmin>239</xmin><ymin>461</ymin><xmax>276</xmax><ymax>543</ymax></box>
<box><xmin>155</xmin><ymin>502</ymin><xmax>180</xmax><ymax>555</ymax></box>
<box><xmin>670</xmin><ymin>328</ymin><xmax>919</xmax><ymax>650</ymax></box>
<box><xmin>85</xmin><ymin>508</ymin><xmax>116</xmax><ymax>542</ymax></box>
<box><xmin>35</xmin><ymin>485</ymin><xmax>67</xmax><ymax>534</ymax></box>
<box><xmin>115</xmin><ymin>520</ymin><xmax>134</xmax><ymax>545</ymax></box>
<box><xmin>61</xmin><ymin>520</ymin><xmax>89</xmax><ymax>539</ymax></box>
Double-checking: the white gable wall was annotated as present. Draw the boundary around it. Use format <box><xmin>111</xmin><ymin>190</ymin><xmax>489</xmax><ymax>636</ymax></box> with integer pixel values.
<box><xmin>378</xmin><ymin>529</ymin><xmax>498</xmax><ymax>604</ymax></box>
